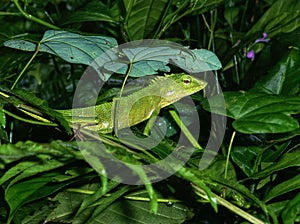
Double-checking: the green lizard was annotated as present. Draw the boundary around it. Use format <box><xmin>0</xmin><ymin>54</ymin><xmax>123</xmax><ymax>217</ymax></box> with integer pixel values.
<box><xmin>58</xmin><ymin>73</ymin><xmax>207</xmax><ymax>134</ymax></box>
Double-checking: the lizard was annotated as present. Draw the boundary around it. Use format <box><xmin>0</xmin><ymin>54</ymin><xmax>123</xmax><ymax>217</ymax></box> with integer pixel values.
<box><xmin>57</xmin><ymin>73</ymin><xmax>207</xmax><ymax>134</ymax></box>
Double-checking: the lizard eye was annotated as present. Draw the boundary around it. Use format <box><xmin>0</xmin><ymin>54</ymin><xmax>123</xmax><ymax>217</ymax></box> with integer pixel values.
<box><xmin>183</xmin><ymin>78</ymin><xmax>191</xmax><ymax>85</ymax></box>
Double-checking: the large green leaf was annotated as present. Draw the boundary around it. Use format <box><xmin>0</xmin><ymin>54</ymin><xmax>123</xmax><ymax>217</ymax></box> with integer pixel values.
<box><xmin>0</xmin><ymin>157</ymin><xmax>66</xmax><ymax>188</ymax></box>
<box><xmin>105</xmin><ymin>47</ymin><xmax>222</xmax><ymax>77</ymax></box>
<box><xmin>254</xmin><ymin>49</ymin><xmax>300</xmax><ymax>95</ymax></box>
<box><xmin>203</xmin><ymin>91</ymin><xmax>300</xmax><ymax>133</ymax></box>
<box><xmin>262</xmin><ymin>142</ymin><xmax>290</xmax><ymax>163</ymax></box>
<box><xmin>250</xmin><ymin>150</ymin><xmax>300</xmax><ymax>179</ymax></box>
<box><xmin>0</xmin><ymin>141</ymin><xmax>78</xmax><ymax>165</ymax></box>
<box><xmin>246</xmin><ymin>0</ymin><xmax>300</xmax><ymax>37</ymax></box>
<box><xmin>74</xmin><ymin>181</ymin><xmax>120</xmax><ymax>220</ymax></box>
<box><xmin>231</xmin><ymin>146</ymin><xmax>262</xmax><ymax>177</ymax></box>
<box><xmin>263</xmin><ymin>173</ymin><xmax>300</xmax><ymax>202</ymax></box>
<box><xmin>5</xmin><ymin>172</ymin><xmax>76</xmax><ymax>224</ymax></box>
<box><xmin>0</xmin><ymin>143</ymin><xmax>35</xmax><ymax>164</ymax></box>
<box><xmin>281</xmin><ymin>192</ymin><xmax>300</xmax><ymax>224</ymax></box>
<box><xmin>188</xmin><ymin>0</ymin><xmax>224</xmax><ymax>16</ymax></box>
<box><xmin>61</xmin><ymin>1</ymin><xmax>118</xmax><ymax>25</ymax></box>
<box><xmin>88</xmin><ymin>198</ymin><xmax>194</xmax><ymax>224</ymax></box>
<box><xmin>123</xmin><ymin>0</ymin><xmax>169</xmax><ymax>40</ymax></box>
<box><xmin>4</xmin><ymin>30</ymin><xmax>118</xmax><ymax>65</ymax></box>
<box><xmin>0</xmin><ymin>161</ymin><xmax>40</xmax><ymax>186</ymax></box>
<box><xmin>12</xmin><ymin>199</ymin><xmax>54</xmax><ymax>224</ymax></box>
<box><xmin>45</xmin><ymin>183</ymin><xmax>107</xmax><ymax>223</ymax></box>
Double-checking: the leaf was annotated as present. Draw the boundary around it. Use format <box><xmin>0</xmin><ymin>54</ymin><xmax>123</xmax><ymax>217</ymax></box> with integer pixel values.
<box><xmin>158</xmin><ymin>0</ymin><xmax>223</xmax><ymax>38</ymax></box>
<box><xmin>79</xmin><ymin>185</ymin><xmax>133</xmax><ymax>224</ymax></box>
<box><xmin>0</xmin><ymin>143</ymin><xmax>35</xmax><ymax>164</ymax></box>
<box><xmin>104</xmin><ymin>46</ymin><xmax>221</xmax><ymax>78</ymax></box>
<box><xmin>75</xmin><ymin>181</ymin><xmax>120</xmax><ymax>219</ymax></box>
<box><xmin>0</xmin><ymin>160</ymin><xmax>38</xmax><ymax>186</ymax></box>
<box><xmin>105</xmin><ymin>60</ymin><xmax>170</xmax><ymax>77</ymax></box>
<box><xmin>172</xmin><ymin>49</ymin><xmax>222</xmax><ymax>72</ymax></box>
<box><xmin>224</xmin><ymin>6</ymin><xmax>240</xmax><ymax>28</ymax></box>
<box><xmin>0</xmin><ymin>103</ymin><xmax>5</xmax><ymax>128</ymax></box>
<box><xmin>13</xmin><ymin>199</ymin><xmax>54</xmax><ymax>224</ymax></box>
<box><xmin>4</xmin><ymin>30</ymin><xmax>118</xmax><ymax>66</ymax></box>
<box><xmin>267</xmin><ymin>200</ymin><xmax>289</xmax><ymax>217</ymax></box>
<box><xmin>246</xmin><ymin>0</ymin><xmax>300</xmax><ymax>37</ymax></box>
<box><xmin>80</xmin><ymin>149</ymin><xmax>108</xmax><ymax>194</ymax></box>
<box><xmin>231</xmin><ymin>146</ymin><xmax>262</xmax><ymax>177</ymax></box>
<box><xmin>5</xmin><ymin>172</ymin><xmax>73</xmax><ymax>224</ymax></box>
<box><xmin>191</xmin><ymin>0</ymin><xmax>224</xmax><ymax>13</ymax></box>
<box><xmin>273</xmin><ymin>27</ymin><xmax>300</xmax><ymax>49</ymax></box>
<box><xmin>203</xmin><ymin>91</ymin><xmax>300</xmax><ymax>133</ymax></box>
<box><xmin>62</xmin><ymin>1</ymin><xmax>118</xmax><ymax>25</ymax></box>
<box><xmin>250</xmin><ymin>150</ymin><xmax>300</xmax><ymax>179</ymax></box>
<box><xmin>233</xmin><ymin>113</ymin><xmax>298</xmax><ymax>134</ymax></box>
<box><xmin>254</xmin><ymin>48</ymin><xmax>300</xmax><ymax>95</ymax></box>
<box><xmin>261</xmin><ymin>141</ymin><xmax>291</xmax><ymax>162</ymax></box>
<box><xmin>88</xmin><ymin>198</ymin><xmax>193</xmax><ymax>224</ymax></box>
<box><xmin>263</xmin><ymin>173</ymin><xmax>300</xmax><ymax>202</ymax></box>
<box><xmin>39</xmin><ymin>30</ymin><xmax>117</xmax><ymax>65</ymax></box>
<box><xmin>3</xmin><ymin>40</ymin><xmax>37</xmax><ymax>52</ymax></box>
<box><xmin>2</xmin><ymin>156</ymin><xmax>66</xmax><ymax>188</ymax></box>
<box><xmin>0</xmin><ymin>141</ymin><xmax>81</xmax><ymax>185</ymax></box>
<box><xmin>123</xmin><ymin>0</ymin><xmax>169</xmax><ymax>40</ymax></box>
<box><xmin>281</xmin><ymin>192</ymin><xmax>300</xmax><ymax>224</ymax></box>
<box><xmin>46</xmin><ymin>184</ymin><xmax>101</xmax><ymax>223</ymax></box>
<box><xmin>13</xmin><ymin>89</ymin><xmax>50</xmax><ymax>108</ymax></box>
<box><xmin>177</xmin><ymin>167</ymin><xmax>218</xmax><ymax>213</ymax></box>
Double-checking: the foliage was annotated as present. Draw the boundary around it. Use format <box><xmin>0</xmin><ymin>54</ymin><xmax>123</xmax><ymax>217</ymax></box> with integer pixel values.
<box><xmin>0</xmin><ymin>0</ymin><xmax>300</xmax><ymax>223</ymax></box>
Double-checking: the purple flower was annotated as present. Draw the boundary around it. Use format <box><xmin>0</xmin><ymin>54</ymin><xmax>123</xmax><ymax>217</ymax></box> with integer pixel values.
<box><xmin>246</xmin><ymin>50</ymin><xmax>255</xmax><ymax>61</ymax></box>
<box><xmin>246</xmin><ymin>33</ymin><xmax>270</xmax><ymax>61</ymax></box>
<box><xmin>255</xmin><ymin>32</ymin><xmax>270</xmax><ymax>44</ymax></box>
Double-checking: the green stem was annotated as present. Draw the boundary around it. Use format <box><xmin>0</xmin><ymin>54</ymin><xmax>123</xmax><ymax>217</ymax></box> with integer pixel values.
<box><xmin>3</xmin><ymin>109</ymin><xmax>58</xmax><ymax>126</ymax></box>
<box><xmin>11</xmin><ymin>42</ymin><xmax>40</xmax><ymax>90</ymax></box>
<box><xmin>13</xmin><ymin>0</ymin><xmax>60</xmax><ymax>30</ymax></box>
<box><xmin>66</xmin><ymin>188</ymin><xmax>207</xmax><ymax>203</ymax></box>
<box><xmin>119</xmin><ymin>63</ymin><xmax>133</xmax><ymax>98</ymax></box>
<box><xmin>169</xmin><ymin>110</ymin><xmax>203</xmax><ymax>151</ymax></box>
<box><xmin>114</xmin><ymin>63</ymin><xmax>133</xmax><ymax>136</ymax></box>
<box><xmin>0</xmin><ymin>12</ymin><xmax>21</xmax><ymax>16</ymax></box>
<box><xmin>225</xmin><ymin>131</ymin><xmax>236</xmax><ymax>179</ymax></box>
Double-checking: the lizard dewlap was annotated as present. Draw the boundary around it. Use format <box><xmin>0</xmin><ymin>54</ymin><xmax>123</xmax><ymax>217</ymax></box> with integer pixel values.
<box><xmin>58</xmin><ymin>73</ymin><xmax>207</xmax><ymax>134</ymax></box>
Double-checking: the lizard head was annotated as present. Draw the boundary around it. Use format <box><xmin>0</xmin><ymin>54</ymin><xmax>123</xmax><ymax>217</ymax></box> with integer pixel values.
<box><xmin>159</xmin><ymin>73</ymin><xmax>207</xmax><ymax>107</ymax></box>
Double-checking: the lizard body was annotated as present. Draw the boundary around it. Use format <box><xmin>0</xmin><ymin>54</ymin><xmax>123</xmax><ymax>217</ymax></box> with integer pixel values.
<box><xmin>58</xmin><ymin>73</ymin><xmax>207</xmax><ymax>133</ymax></box>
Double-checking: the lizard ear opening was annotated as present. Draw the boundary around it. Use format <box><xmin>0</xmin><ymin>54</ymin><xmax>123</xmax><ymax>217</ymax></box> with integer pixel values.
<box><xmin>166</xmin><ymin>89</ymin><xmax>175</xmax><ymax>96</ymax></box>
